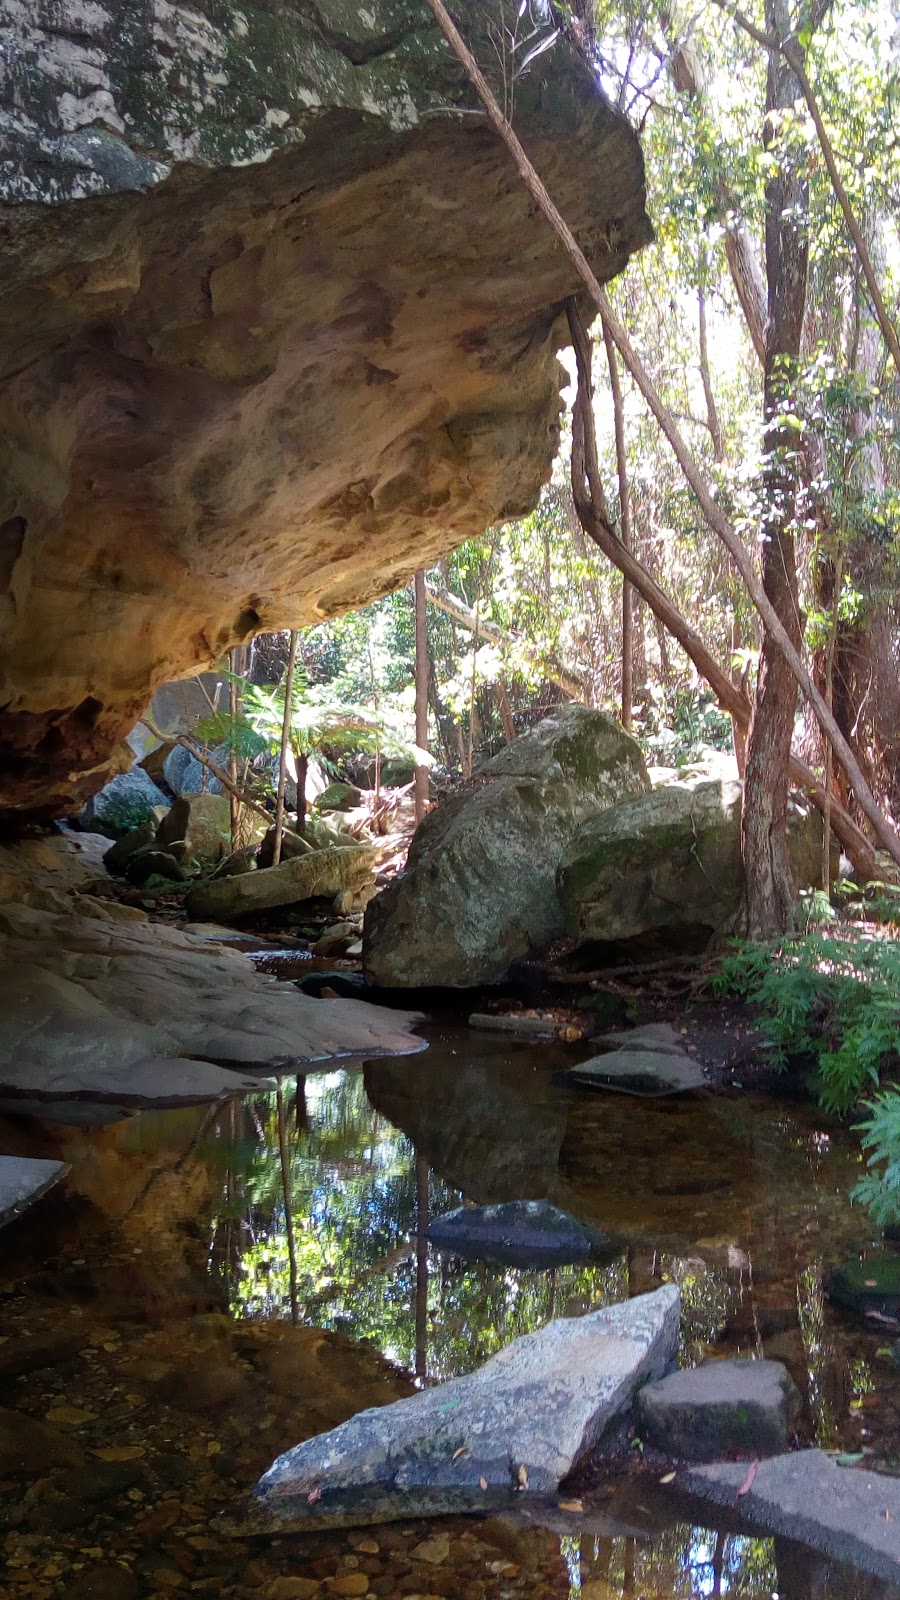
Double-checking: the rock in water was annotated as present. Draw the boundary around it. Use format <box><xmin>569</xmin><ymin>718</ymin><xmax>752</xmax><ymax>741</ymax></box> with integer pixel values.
<box><xmin>256</xmin><ymin>1286</ymin><xmax>680</xmax><ymax>1524</ymax></box>
<box><xmin>827</xmin><ymin>1257</ymin><xmax>900</xmax><ymax>1320</ymax></box>
<box><xmin>427</xmin><ymin>1200</ymin><xmax>608</xmax><ymax>1267</ymax></box>
<box><xmin>0</xmin><ymin>1155</ymin><xmax>69</xmax><ymax>1227</ymax></box>
<box><xmin>0</xmin><ymin>3</ymin><xmax>651</xmax><ymax>822</ymax></box>
<box><xmin>566</xmin><ymin>1047</ymin><xmax>705</xmax><ymax>1097</ymax></box>
<box><xmin>680</xmin><ymin>1451</ymin><xmax>900</xmax><ymax>1584</ymax></box>
<box><xmin>558</xmin><ymin>776</ymin><xmax>831</xmax><ymax>949</ymax></box>
<box><xmin>364</xmin><ymin>706</ymin><xmax>649</xmax><ymax>987</ymax></box>
<box><xmin>635</xmin><ymin>1358</ymin><xmax>801</xmax><ymax>1459</ymax></box>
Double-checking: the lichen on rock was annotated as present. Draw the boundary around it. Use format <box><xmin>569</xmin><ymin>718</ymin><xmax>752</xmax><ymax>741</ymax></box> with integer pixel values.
<box><xmin>0</xmin><ymin>1</ymin><xmax>651</xmax><ymax>818</ymax></box>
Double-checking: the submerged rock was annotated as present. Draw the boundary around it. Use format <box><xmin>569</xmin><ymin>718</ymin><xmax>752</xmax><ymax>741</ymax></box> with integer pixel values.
<box><xmin>256</xmin><ymin>1286</ymin><xmax>680</xmax><ymax>1524</ymax></box>
<box><xmin>635</xmin><ymin>1358</ymin><xmax>801</xmax><ymax>1459</ymax></box>
<box><xmin>558</xmin><ymin>776</ymin><xmax>831</xmax><ymax>949</ymax></box>
<box><xmin>827</xmin><ymin>1257</ymin><xmax>900</xmax><ymax>1320</ymax></box>
<box><xmin>187</xmin><ymin>847</ymin><xmax>376</xmax><ymax>922</ymax></box>
<box><xmin>428</xmin><ymin>1200</ymin><xmax>607</xmax><ymax>1267</ymax></box>
<box><xmin>680</xmin><ymin>1450</ymin><xmax>900</xmax><ymax>1584</ymax></box>
<box><xmin>364</xmin><ymin>706</ymin><xmax>649</xmax><ymax>987</ymax></box>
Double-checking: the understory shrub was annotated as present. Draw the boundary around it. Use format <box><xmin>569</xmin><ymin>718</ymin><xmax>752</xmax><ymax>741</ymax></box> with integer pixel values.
<box><xmin>710</xmin><ymin>932</ymin><xmax>900</xmax><ymax>1114</ymax></box>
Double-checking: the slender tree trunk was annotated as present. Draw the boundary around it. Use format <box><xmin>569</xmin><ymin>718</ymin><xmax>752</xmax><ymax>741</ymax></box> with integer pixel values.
<box><xmin>276</xmin><ymin>1084</ymin><xmax>299</xmax><ymax>1325</ymax></box>
<box><xmin>413</xmin><ymin>571</ymin><xmax>430</xmax><ymax>826</ymax></box>
<box><xmin>697</xmin><ymin>250</ymin><xmax>726</xmax><ymax>461</ymax></box>
<box><xmin>295</xmin><ymin>752</ymin><xmax>308</xmax><ymax>834</ymax></box>
<box><xmin>495</xmin><ymin>680</ymin><xmax>517</xmax><ymax>742</ymax></box>
<box><xmin>602</xmin><ymin>318</ymin><xmax>634</xmax><ymax>728</ymax></box>
<box><xmin>742</xmin><ymin>0</ymin><xmax>809</xmax><ymax>937</ymax></box>
<box><xmin>272</xmin><ymin>629</ymin><xmax>299</xmax><ymax>867</ymax></box>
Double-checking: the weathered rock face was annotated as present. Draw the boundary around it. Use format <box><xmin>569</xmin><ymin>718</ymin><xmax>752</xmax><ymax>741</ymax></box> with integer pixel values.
<box><xmin>364</xmin><ymin>705</ymin><xmax>650</xmax><ymax>987</ymax></box>
<box><xmin>558</xmin><ymin>776</ymin><xmax>832</xmax><ymax>949</ymax></box>
<box><xmin>0</xmin><ymin>2</ymin><xmax>651</xmax><ymax>819</ymax></box>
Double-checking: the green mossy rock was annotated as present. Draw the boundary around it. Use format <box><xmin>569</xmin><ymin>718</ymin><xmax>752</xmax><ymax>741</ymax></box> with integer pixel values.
<box><xmin>364</xmin><ymin>705</ymin><xmax>649</xmax><ymax>987</ymax></box>
<box><xmin>557</xmin><ymin>776</ymin><xmax>832</xmax><ymax>948</ymax></box>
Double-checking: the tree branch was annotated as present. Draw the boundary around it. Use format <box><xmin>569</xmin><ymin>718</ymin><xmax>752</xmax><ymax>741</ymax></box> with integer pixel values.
<box><xmin>423</xmin><ymin>582</ymin><xmax>589</xmax><ymax>699</ymax></box>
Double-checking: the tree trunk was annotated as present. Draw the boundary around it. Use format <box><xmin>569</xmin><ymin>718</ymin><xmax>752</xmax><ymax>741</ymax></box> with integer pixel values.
<box><xmin>602</xmin><ymin>318</ymin><xmax>634</xmax><ymax>728</ymax></box>
<box><xmin>742</xmin><ymin>0</ymin><xmax>809</xmax><ymax>937</ymax></box>
<box><xmin>272</xmin><ymin>628</ymin><xmax>299</xmax><ymax>867</ymax></box>
<box><xmin>413</xmin><ymin>571</ymin><xmax>430</xmax><ymax>826</ymax></box>
<box><xmin>295</xmin><ymin>752</ymin><xmax>309</xmax><ymax>834</ymax></box>
<box><xmin>494</xmin><ymin>680</ymin><xmax>517</xmax><ymax>741</ymax></box>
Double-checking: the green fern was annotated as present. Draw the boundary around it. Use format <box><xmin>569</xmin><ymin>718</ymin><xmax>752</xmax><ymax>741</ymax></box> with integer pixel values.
<box><xmin>711</xmin><ymin>932</ymin><xmax>900</xmax><ymax>1113</ymax></box>
<box><xmin>854</xmin><ymin>1089</ymin><xmax>900</xmax><ymax>1226</ymax></box>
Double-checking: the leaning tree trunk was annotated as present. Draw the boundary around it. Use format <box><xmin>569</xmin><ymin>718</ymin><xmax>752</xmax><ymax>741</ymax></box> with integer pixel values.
<box><xmin>741</xmin><ymin>0</ymin><xmax>810</xmax><ymax>938</ymax></box>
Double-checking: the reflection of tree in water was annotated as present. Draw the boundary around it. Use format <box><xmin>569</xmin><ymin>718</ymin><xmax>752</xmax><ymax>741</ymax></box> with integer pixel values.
<box><xmin>561</xmin><ymin>1526</ymin><xmax>779</xmax><ymax>1598</ymax></box>
<box><xmin>208</xmin><ymin>1072</ymin><xmax>633</xmax><ymax>1378</ymax></box>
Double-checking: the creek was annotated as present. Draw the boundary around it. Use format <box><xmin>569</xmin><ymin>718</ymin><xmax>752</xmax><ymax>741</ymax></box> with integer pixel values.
<box><xmin>2</xmin><ymin>992</ymin><xmax>900</xmax><ymax>1599</ymax></box>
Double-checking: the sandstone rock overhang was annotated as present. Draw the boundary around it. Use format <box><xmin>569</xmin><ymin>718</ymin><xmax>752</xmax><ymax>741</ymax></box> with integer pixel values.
<box><xmin>0</xmin><ymin>1</ymin><xmax>651</xmax><ymax>819</ymax></box>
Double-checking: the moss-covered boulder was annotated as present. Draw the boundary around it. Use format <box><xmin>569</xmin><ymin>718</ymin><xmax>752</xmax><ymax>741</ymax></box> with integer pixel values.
<box><xmin>557</xmin><ymin>776</ymin><xmax>831</xmax><ymax>948</ymax></box>
<box><xmin>363</xmin><ymin>705</ymin><xmax>649</xmax><ymax>987</ymax></box>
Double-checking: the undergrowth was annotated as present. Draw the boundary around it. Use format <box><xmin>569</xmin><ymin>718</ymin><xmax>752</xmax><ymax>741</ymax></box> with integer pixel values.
<box><xmin>709</xmin><ymin>931</ymin><xmax>900</xmax><ymax>1115</ymax></box>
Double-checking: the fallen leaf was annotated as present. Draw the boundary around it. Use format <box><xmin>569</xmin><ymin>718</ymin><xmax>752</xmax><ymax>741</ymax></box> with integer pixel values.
<box><xmin>479</xmin><ymin>1476</ymin><xmax>488</xmax><ymax>1490</ymax></box>
<box><xmin>94</xmin><ymin>1445</ymin><xmax>145</xmax><ymax>1462</ymax></box>
<box><xmin>557</xmin><ymin>1499</ymin><xmax>583</xmax><ymax>1512</ymax></box>
<box><xmin>736</xmin><ymin>1460</ymin><xmax>759</xmax><ymax>1500</ymax></box>
<box><xmin>306</xmin><ymin>1487</ymin><xmax>322</xmax><ymax>1504</ymax></box>
<box><xmin>451</xmin><ymin>1446</ymin><xmax>468</xmax><ymax>1462</ymax></box>
<box><xmin>46</xmin><ymin>1406</ymin><xmax>95</xmax><ymax>1425</ymax></box>
<box><xmin>517</xmin><ymin>1464</ymin><xmax>528</xmax><ymax>1490</ymax></box>
<box><xmin>659</xmin><ymin>1471</ymin><xmax>677</xmax><ymax>1485</ymax></box>
<box><xmin>836</xmin><ymin>1452</ymin><xmax>866</xmax><ymax>1467</ymax></box>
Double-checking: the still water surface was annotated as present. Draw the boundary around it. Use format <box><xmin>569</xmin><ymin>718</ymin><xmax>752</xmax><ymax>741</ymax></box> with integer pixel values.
<box><xmin>3</xmin><ymin>1019</ymin><xmax>900</xmax><ymax>1598</ymax></box>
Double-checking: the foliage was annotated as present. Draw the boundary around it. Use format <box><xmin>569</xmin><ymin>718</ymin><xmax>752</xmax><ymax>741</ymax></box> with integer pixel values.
<box><xmin>854</xmin><ymin>1088</ymin><xmax>900</xmax><ymax>1226</ymax></box>
<box><xmin>711</xmin><ymin>932</ymin><xmax>900</xmax><ymax>1113</ymax></box>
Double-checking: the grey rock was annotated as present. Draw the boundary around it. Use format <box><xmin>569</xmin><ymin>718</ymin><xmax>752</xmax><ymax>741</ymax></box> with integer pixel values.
<box><xmin>187</xmin><ymin>846</ymin><xmax>376</xmax><ymax>922</ymax></box>
<box><xmin>558</xmin><ymin>776</ymin><xmax>834</xmax><ymax>947</ymax></box>
<box><xmin>77</xmin><ymin>771</ymin><xmax>169</xmax><ymax>838</ymax></box>
<box><xmin>567</xmin><ymin>1047</ymin><xmax>706</xmax><ymax>1097</ymax></box>
<box><xmin>257</xmin><ymin>826</ymin><xmax>315</xmax><ymax>870</ymax></box>
<box><xmin>257</xmin><ymin>1286</ymin><xmax>680</xmax><ymax>1524</ymax></box>
<box><xmin>0</xmin><ymin>910</ymin><xmax>423</xmax><ymax>1105</ymax></box>
<box><xmin>162</xmin><ymin>744</ymin><xmax>227</xmax><ymax>798</ymax></box>
<box><xmin>428</xmin><ymin>1200</ymin><xmax>607</xmax><ymax>1267</ymax></box>
<box><xmin>680</xmin><ymin>1450</ymin><xmax>900</xmax><ymax>1584</ymax></box>
<box><xmin>102</xmin><ymin>821</ymin><xmax>159</xmax><ymax>874</ymax></box>
<box><xmin>636</xmin><ymin>1358</ymin><xmax>801</xmax><ymax>1459</ymax></box>
<box><xmin>364</xmin><ymin>706</ymin><xmax>649</xmax><ymax>988</ymax></box>
<box><xmin>0</xmin><ymin>1155</ymin><xmax>69</xmax><ymax>1227</ymax></box>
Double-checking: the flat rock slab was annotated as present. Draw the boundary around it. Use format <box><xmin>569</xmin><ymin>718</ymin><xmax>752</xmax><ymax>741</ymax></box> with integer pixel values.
<box><xmin>593</xmin><ymin>1023</ymin><xmax>685</xmax><ymax>1054</ymax></box>
<box><xmin>636</xmin><ymin>1358</ymin><xmax>801</xmax><ymax>1459</ymax></box>
<box><xmin>428</xmin><ymin>1200</ymin><xmax>608</xmax><ymax>1268</ymax></box>
<box><xmin>0</xmin><ymin>909</ymin><xmax>423</xmax><ymax>1106</ymax></box>
<box><xmin>680</xmin><ymin>1450</ymin><xmax>900</xmax><ymax>1584</ymax></box>
<box><xmin>828</xmin><ymin>1256</ymin><xmax>900</xmax><ymax>1320</ymax></box>
<box><xmin>186</xmin><ymin>847</ymin><xmax>376</xmax><ymax>922</ymax></box>
<box><xmin>0</xmin><ymin>1155</ymin><xmax>69</xmax><ymax>1226</ymax></box>
<box><xmin>257</xmin><ymin>1285</ymin><xmax>680</xmax><ymax>1527</ymax></box>
<box><xmin>567</xmin><ymin>1048</ymin><xmax>705</xmax><ymax>1097</ymax></box>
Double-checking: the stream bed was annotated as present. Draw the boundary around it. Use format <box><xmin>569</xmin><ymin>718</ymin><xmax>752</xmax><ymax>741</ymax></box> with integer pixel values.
<box><xmin>2</xmin><ymin>1014</ymin><xmax>900</xmax><ymax>1598</ymax></box>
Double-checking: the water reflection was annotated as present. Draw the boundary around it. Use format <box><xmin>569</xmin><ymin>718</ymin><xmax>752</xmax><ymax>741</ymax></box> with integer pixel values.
<box><xmin>3</xmin><ymin>1023</ymin><xmax>900</xmax><ymax>1596</ymax></box>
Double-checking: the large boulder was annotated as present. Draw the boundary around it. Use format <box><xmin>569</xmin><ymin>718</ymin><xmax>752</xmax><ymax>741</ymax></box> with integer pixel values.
<box><xmin>0</xmin><ymin>2</ymin><xmax>651</xmax><ymax>820</ymax></box>
<box><xmin>155</xmin><ymin>793</ymin><xmax>232</xmax><ymax>864</ymax></box>
<box><xmin>256</xmin><ymin>1286</ymin><xmax>680</xmax><ymax>1525</ymax></box>
<box><xmin>558</xmin><ymin>776</ymin><xmax>831</xmax><ymax>949</ymax></box>
<box><xmin>364</xmin><ymin>706</ymin><xmax>650</xmax><ymax>987</ymax></box>
<box><xmin>76</xmin><ymin>770</ymin><xmax>169</xmax><ymax>838</ymax></box>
